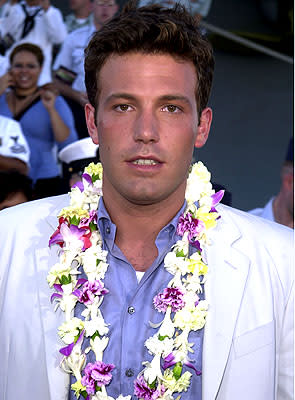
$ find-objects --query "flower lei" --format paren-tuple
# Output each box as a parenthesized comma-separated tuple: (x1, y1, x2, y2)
(47, 161, 223, 400)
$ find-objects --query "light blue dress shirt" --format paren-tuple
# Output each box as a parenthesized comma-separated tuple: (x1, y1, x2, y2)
(71, 198, 204, 399)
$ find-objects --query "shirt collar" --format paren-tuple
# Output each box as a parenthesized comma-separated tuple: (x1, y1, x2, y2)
(97, 197, 187, 246)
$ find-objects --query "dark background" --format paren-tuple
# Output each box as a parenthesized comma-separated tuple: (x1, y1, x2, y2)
(53, 0, 293, 211)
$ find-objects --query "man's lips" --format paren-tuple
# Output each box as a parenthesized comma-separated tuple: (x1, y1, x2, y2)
(127, 156, 163, 166)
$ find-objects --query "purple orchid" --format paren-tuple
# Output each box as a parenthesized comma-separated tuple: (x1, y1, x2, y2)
(153, 287, 185, 313)
(79, 210, 98, 229)
(73, 279, 109, 305)
(81, 361, 115, 394)
(163, 352, 176, 370)
(134, 375, 165, 400)
(59, 329, 85, 357)
(177, 213, 205, 245)
(211, 190, 224, 207)
(163, 353, 201, 376)
(72, 180, 84, 192)
(82, 172, 93, 185)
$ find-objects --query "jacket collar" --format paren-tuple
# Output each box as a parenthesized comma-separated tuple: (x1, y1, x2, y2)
(202, 205, 250, 400)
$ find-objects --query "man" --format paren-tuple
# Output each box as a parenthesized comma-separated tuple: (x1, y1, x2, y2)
(249, 138, 294, 229)
(0, 169, 33, 210)
(0, 3, 293, 400)
(0, 114, 30, 174)
(0, 0, 67, 85)
(65, 0, 94, 33)
(53, 0, 118, 138)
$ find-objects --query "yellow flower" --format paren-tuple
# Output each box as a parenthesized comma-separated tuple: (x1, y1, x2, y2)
(175, 371, 192, 392)
(189, 161, 211, 184)
(195, 207, 218, 230)
(84, 162, 103, 179)
(187, 254, 208, 275)
(58, 206, 89, 220)
(71, 380, 86, 397)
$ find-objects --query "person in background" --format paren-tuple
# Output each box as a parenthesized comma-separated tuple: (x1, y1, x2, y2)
(0, 0, 67, 85)
(58, 136, 99, 191)
(249, 137, 294, 229)
(0, 169, 32, 210)
(53, 0, 119, 138)
(0, 3, 292, 400)
(65, 0, 94, 33)
(0, 43, 78, 198)
(138, 0, 212, 22)
(0, 114, 30, 174)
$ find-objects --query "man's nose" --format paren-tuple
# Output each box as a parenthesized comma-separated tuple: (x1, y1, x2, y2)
(133, 109, 159, 143)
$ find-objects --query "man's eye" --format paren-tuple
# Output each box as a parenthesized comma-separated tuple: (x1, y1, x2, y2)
(162, 105, 181, 113)
(114, 104, 131, 112)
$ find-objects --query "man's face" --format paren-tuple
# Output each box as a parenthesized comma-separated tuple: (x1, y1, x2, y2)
(93, 0, 118, 26)
(69, 0, 90, 12)
(86, 53, 211, 207)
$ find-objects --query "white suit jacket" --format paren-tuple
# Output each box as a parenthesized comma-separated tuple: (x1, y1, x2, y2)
(0, 195, 293, 400)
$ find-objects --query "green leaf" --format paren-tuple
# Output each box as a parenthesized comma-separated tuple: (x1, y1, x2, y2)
(173, 362, 183, 381)
(70, 215, 80, 226)
(81, 390, 88, 399)
(158, 334, 168, 341)
(91, 331, 100, 341)
(89, 222, 98, 232)
(176, 249, 185, 257)
(92, 174, 100, 182)
(148, 379, 157, 389)
(60, 275, 71, 285)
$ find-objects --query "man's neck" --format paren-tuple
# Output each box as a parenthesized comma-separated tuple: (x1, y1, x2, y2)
(74, 9, 91, 20)
(102, 187, 185, 271)
(273, 194, 294, 229)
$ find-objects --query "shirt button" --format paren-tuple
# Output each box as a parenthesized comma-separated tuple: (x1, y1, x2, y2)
(128, 306, 135, 314)
(106, 226, 110, 234)
(125, 368, 134, 377)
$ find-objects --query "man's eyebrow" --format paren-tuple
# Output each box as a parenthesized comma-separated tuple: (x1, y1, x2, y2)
(157, 95, 192, 105)
(105, 93, 192, 105)
(105, 93, 137, 103)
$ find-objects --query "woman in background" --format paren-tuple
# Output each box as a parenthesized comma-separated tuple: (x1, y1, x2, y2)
(0, 42, 78, 198)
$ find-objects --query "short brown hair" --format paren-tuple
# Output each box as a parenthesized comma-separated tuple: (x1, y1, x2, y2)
(84, 1, 214, 119)
(10, 43, 44, 67)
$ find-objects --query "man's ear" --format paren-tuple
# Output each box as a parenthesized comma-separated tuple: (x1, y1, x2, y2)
(85, 103, 99, 144)
(194, 107, 212, 148)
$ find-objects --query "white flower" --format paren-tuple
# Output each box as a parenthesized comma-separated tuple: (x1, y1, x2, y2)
(84, 310, 109, 337)
(158, 307, 175, 338)
(145, 334, 174, 358)
(143, 353, 163, 384)
(163, 369, 192, 393)
(47, 263, 71, 287)
(164, 252, 189, 276)
(173, 238, 189, 257)
(61, 335, 86, 380)
(58, 317, 84, 344)
(70, 186, 86, 209)
(90, 335, 109, 361)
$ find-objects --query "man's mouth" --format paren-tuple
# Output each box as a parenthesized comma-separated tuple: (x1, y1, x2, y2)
(132, 159, 159, 166)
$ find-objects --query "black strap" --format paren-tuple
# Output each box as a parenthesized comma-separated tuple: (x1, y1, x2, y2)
(21, 3, 42, 39)
(13, 95, 41, 121)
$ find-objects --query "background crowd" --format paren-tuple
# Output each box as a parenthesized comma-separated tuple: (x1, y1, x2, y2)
(0, 0, 293, 229)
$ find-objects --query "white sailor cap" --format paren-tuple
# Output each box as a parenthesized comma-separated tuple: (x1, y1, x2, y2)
(58, 138, 99, 164)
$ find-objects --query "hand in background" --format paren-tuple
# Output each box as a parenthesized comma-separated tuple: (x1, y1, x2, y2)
(40, 87, 57, 111)
(0, 71, 14, 96)
(40, 0, 50, 11)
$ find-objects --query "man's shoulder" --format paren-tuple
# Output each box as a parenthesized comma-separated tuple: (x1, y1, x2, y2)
(218, 203, 292, 238)
(66, 24, 93, 40)
(0, 115, 20, 131)
(0, 194, 69, 234)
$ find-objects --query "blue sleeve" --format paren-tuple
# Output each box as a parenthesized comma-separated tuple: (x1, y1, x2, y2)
(54, 96, 78, 150)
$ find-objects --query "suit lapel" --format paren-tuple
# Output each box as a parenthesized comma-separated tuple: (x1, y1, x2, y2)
(35, 200, 70, 400)
(202, 207, 250, 400)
